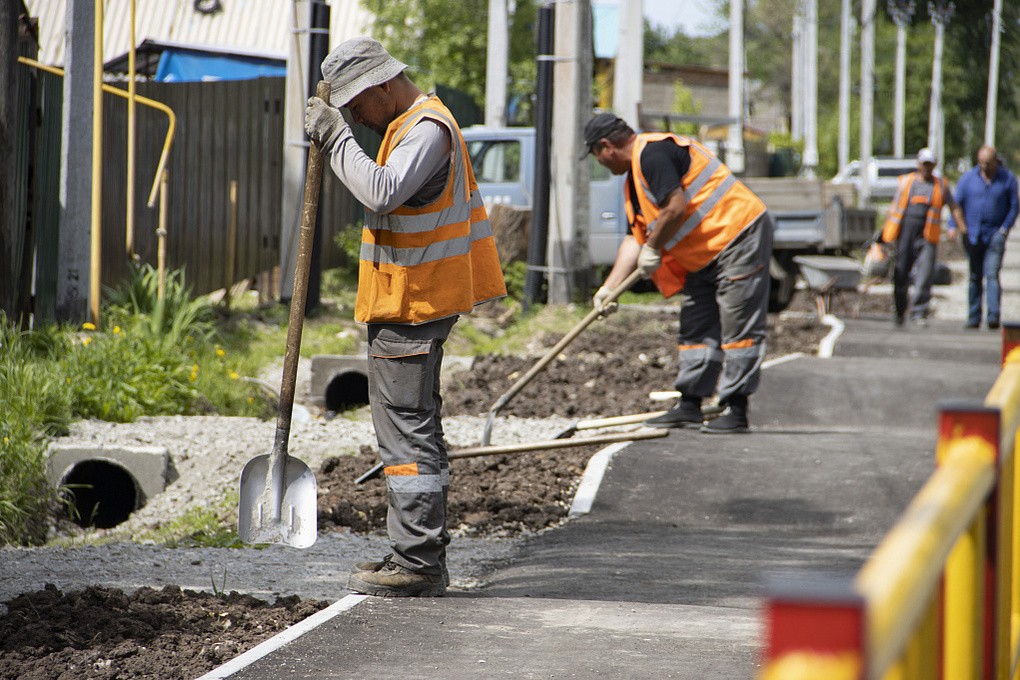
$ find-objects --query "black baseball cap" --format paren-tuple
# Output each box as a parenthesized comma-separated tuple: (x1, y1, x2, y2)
(580, 113, 629, 159)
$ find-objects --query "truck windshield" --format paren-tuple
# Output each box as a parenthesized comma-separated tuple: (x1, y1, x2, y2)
(468, 140, 522, 183)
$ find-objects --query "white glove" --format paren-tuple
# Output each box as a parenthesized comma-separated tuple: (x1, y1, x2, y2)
(304, 96, 347, 151)
(637, 244, 662, 279)
(592, 286, 618, 317)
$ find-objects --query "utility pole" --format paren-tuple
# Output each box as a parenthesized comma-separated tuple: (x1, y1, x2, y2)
(802, 0, 818, 178)
(791, 11, 803, 140)
(838, 0, 852, 175)
(485, 0, 508, 127)
(56, 0, 95, 323)
(888, 0, 915, 158)
(726, 0, 745, 174)
(927, 0, 952, 172)
(860, 0, 876, 204)
(303, 0, 330, 314)
(613, 0, 642, 127)
(548, 0, 592, 303)
(985, 0, 1002, 146)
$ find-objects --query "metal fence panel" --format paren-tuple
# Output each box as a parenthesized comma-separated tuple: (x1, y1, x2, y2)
(100, 77, 285, 296)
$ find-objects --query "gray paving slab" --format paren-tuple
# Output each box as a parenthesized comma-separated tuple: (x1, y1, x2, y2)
(226, 596, 756, 679)
(212, 318, 1007, 680)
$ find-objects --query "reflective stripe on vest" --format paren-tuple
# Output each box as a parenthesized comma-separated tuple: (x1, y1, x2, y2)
(881, 172, 946, 244)
(625, 133, 766, 298)
(355, 97, 506, 324)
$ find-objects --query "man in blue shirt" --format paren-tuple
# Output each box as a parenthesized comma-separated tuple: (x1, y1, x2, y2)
(949, 145, 1019, 329)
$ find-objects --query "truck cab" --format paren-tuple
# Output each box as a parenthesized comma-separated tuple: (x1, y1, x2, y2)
(462, 126, 628, 266)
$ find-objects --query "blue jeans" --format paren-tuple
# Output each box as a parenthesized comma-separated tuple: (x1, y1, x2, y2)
(967, 230, 1008, 325)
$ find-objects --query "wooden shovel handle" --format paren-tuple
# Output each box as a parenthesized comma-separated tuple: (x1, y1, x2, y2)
(276, 80, 331, 437)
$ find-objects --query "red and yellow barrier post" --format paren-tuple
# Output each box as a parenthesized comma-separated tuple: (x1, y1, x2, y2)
(937, 403, 1001, 680)
(760, 576, 865, 680)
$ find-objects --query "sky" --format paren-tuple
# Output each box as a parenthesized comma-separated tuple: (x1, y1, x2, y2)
(644, 0, 723, 37)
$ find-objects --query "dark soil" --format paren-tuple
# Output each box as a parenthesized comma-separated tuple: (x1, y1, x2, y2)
(1, 294, 846, 680)
(0, 584, 328, 680)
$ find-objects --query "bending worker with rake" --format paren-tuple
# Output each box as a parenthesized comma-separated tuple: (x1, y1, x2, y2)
(584, 114, 773, 434)
(305, 38, 506, 596)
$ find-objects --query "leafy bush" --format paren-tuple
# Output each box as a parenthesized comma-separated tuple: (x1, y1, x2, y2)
(60, 320, 198, 422)
(0, 317, 70, 545)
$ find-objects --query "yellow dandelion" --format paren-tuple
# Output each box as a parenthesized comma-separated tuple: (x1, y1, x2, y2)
(248, 397, 254, 403)
(193, 364, 199, 372)
(113, 325, 121, 335)
(216, 347, 226, 357)
(229, 371, 239, 379)
(83, 322, 96, 330)
(190, 371, 198, 382)
(82, 337, 91, 346)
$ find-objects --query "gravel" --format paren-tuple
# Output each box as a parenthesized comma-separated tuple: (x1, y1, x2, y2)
(0, 411, 579, 605)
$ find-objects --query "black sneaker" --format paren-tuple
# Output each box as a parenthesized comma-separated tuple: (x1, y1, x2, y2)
(645, 398, 703, 429)
(701, 396, 749, 434)
(989, 319, 1000, 330)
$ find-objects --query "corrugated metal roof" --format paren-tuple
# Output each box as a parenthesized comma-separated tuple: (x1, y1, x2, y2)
(24, 0, 375, 69)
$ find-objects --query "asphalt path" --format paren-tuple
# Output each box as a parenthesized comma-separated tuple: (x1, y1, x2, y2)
(202, 317, 1003, 680)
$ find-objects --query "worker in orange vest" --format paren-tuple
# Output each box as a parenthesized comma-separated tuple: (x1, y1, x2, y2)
(583, 113, 773, 434)
(305, 38, 506, 597)
(880, 147, 966, 326)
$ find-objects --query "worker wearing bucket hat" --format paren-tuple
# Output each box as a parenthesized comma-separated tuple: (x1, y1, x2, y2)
(305, 38, 506, 597)
(880, 147, 966, 326)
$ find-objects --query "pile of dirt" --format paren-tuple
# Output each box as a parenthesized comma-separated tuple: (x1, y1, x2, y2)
(316, 443, 602, 536)
(0, 584, 328, 680)
(443, 306, 831, 419)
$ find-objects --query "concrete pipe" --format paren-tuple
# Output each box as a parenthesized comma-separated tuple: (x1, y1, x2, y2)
(324, 368, 370, 412)
(58, 458, 143, 529)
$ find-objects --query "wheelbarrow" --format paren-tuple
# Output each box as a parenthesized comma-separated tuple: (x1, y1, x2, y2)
(792, 255, 863, 318)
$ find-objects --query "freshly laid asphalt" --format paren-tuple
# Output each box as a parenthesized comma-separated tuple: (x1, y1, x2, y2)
(205, 316, 1003, 680)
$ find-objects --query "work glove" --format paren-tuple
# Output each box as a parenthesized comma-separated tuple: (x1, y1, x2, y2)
(304, 96, 347, 151)
(592, 286, 618, 317)
(636, 244, 662, 279)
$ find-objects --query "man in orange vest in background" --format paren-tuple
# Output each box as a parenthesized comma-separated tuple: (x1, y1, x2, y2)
(880, 147, 966, 327)
(583, 113, 773, 434)
(304, 38, 506, 597)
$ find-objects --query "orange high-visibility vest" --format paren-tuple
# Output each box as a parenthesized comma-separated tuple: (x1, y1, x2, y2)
(881, 172, 948, 244)
(355, 97, 506, 324)
(625, 133, 767, 298)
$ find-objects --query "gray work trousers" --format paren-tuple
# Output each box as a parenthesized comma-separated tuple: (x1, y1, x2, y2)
(367, 316, 457, 575)
(893, 230, 937, 320)
(673, 212, 773, 403)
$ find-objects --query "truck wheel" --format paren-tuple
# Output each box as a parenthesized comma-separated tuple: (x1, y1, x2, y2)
(768, 255, 797, 313)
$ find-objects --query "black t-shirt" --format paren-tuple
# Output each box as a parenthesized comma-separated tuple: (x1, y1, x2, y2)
(627, 139, 693, 216)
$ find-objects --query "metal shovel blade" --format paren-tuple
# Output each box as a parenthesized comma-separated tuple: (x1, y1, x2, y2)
(238, 454, 317, 548)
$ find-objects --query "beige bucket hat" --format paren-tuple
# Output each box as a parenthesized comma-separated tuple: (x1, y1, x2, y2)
(321, 37, 408, 107)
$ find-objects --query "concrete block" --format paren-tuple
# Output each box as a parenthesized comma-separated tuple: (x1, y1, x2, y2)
(46, 444, 171, 502)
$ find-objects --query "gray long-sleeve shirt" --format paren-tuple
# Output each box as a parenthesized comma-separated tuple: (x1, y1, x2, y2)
(327, 113, 451, 212)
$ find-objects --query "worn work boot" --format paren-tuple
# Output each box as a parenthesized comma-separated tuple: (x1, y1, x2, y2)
(701, 395, 749, 434)
(347, 561, 446, 597)
(645, 396, 703, 429)
(355, 553, 449, 588)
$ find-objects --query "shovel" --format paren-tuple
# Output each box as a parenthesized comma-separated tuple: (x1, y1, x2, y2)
(481, 269, 643, 446)
(238, 81, 330, 548)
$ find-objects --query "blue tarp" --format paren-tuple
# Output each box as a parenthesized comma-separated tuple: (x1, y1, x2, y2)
(155, 49, 285, 82)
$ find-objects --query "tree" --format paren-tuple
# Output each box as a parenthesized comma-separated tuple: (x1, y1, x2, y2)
(681, 1, 1020, 175)
(361, 0, 538, 117)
